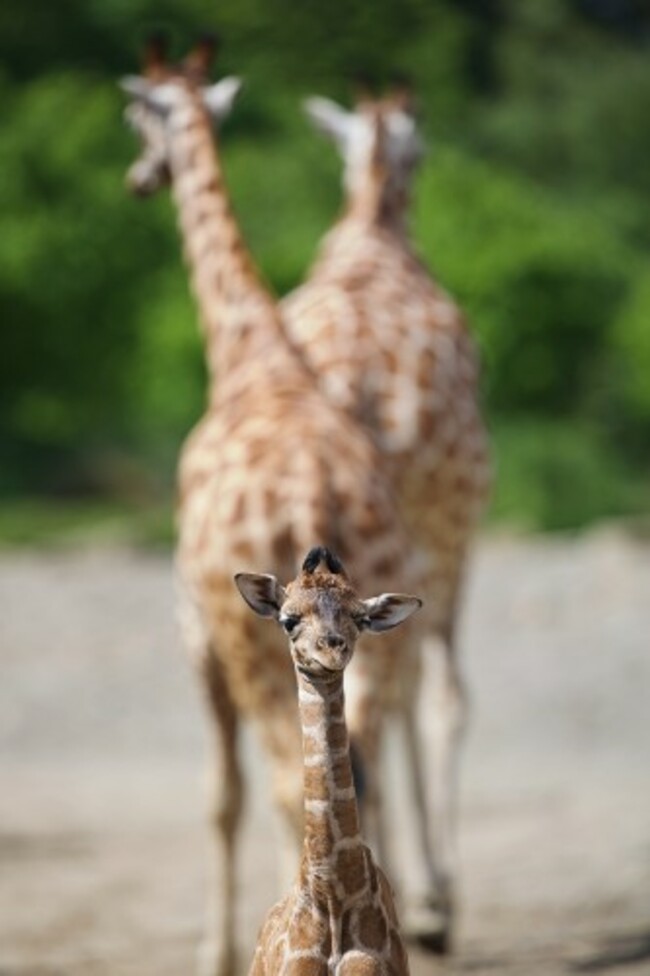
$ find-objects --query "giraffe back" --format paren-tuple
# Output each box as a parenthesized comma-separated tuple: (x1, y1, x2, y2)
(282, 223, 491, 629)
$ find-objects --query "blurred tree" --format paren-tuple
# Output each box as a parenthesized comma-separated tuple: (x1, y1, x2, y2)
(0, 0, 648, 526)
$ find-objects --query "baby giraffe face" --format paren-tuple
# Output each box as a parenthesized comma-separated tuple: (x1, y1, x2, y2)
(235, 547, 422, 683)
(279, 574, 369, 678)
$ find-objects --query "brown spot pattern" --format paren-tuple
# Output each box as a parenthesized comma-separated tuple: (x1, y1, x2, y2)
(331, 756, 353, 790)
(288, 904, 327, 952)
(332, 798, 358, 838)
(338, 954, 381, 976)
(303, 767, 329, 801)
(326, 722, 347, 751)
(304, 813, 335, 862)
(284, 959, 327, 976)
(335, 847, 367, 896)
(357, 905, 388, 951)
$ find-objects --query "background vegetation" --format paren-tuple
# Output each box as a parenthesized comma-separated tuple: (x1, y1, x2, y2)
(1, 0, 649, 538)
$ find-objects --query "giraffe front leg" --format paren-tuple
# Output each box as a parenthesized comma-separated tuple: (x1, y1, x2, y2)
(262, 706, 305, 886)
(178, 582, 244, 976)
(402, 631, 466, 954)
(196, 650, 245, 976)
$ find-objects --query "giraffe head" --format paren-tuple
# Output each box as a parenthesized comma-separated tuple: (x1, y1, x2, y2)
(120, 34, 242, 195)
(304, 83, 424, 218)
(235, 547, 421, 683)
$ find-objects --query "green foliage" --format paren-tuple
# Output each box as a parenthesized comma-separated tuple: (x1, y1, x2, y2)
(609, 268, 650, 457)
(490, 419, 649, 531)
(1, 0, 649, 530)
(0, 71, 179, 489)
(414, 147, 635, 417)
(122, 267, 204, 473)
(0, 498, 173, 549)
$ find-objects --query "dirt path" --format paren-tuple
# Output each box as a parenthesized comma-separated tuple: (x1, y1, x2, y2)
(1, 531, 649, 975)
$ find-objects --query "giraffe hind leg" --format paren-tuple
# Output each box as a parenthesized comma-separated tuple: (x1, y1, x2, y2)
(401, 630, 466, 955)
(177, 578, 246, 976)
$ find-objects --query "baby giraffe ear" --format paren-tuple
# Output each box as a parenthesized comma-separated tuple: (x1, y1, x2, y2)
(234, 573, 286, 619)
(361, 594, 422, 633)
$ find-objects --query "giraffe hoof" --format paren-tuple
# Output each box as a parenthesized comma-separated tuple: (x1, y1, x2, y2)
(402, 897, 452, 955)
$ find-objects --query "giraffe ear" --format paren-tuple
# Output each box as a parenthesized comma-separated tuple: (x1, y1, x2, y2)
(234, 573, 286, 619)
(202, 76, 243, 122)
(303, 96, 353, 146)
(120, 76, 152, 100)
(360, 594, 422, 633)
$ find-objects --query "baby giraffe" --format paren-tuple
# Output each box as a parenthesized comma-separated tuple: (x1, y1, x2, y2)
(235, 547, 421, 976)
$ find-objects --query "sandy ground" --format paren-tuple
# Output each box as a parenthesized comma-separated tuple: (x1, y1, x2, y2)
(1, 530, 649, 976)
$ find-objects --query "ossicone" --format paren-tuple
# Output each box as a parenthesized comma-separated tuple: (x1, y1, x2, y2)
(302, 547, 345, 575)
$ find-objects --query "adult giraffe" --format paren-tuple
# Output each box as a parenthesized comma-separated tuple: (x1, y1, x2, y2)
(282, 88, 491, 950)
(120, 42, 421, 976)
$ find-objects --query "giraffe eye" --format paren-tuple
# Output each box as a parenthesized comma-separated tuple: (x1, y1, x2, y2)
(354, 615, 372, 631)
(280, 615, 301, 634)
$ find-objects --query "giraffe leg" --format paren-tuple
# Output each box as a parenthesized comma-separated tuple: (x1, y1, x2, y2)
(177, 582, 244, 976)
(344, 671, 390, 877)
(196, 651, 244, 976)
(356, 742, 389, 873)
(402, 630, 466, 954)
(262, 707, 305, 883)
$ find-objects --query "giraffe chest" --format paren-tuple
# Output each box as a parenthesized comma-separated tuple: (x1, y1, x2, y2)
(263, 889, 405, 976)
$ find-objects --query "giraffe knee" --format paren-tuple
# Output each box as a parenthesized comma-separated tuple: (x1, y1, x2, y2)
(209, 774, 244, 842)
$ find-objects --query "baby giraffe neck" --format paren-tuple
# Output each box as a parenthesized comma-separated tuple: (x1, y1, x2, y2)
(297, 671, 364, 901)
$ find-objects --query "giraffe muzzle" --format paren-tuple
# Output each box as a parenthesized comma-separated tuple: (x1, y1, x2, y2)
(310, 637, 351, 675)
(125, 160, 166, 197)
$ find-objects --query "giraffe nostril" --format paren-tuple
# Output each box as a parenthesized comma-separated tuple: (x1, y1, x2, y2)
(325, 634, 345, 649)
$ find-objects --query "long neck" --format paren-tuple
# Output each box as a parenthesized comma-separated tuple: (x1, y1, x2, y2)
(344, 159, 410, 237)
(297, 670, 364, 900)
(166, 98, 299, 390)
